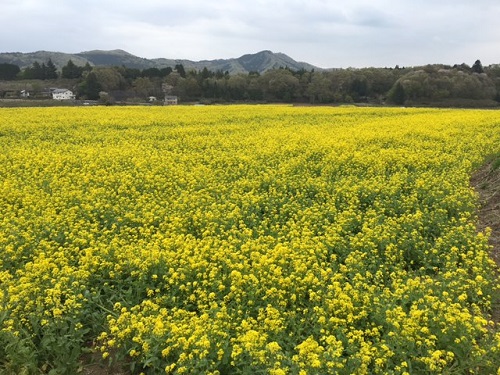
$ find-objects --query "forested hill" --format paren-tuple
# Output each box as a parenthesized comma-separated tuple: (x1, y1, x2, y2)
(0, 49, 319, 74)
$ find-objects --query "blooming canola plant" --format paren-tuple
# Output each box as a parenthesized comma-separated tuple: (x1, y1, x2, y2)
(0, 106, 499, 374)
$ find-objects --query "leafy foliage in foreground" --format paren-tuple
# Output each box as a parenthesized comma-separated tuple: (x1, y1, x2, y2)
(0, 106, 499, 374)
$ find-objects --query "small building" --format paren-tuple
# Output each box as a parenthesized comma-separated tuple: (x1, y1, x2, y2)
(52, 89, 75, 100)
(164, 95, 178, 105)
(20, 90, 30, 98)
(148, 96, 157, 102)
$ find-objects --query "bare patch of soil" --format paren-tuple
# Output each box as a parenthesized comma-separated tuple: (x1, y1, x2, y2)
(471, 155, 500, 322)
(472, 156, 500, 266)
(79, 347, 129, 375)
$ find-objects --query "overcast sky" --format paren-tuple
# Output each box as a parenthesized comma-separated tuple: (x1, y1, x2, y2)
(1, 0, 499, 68)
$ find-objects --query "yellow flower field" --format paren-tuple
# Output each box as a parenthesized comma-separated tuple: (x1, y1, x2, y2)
(0, 105, 499, 374)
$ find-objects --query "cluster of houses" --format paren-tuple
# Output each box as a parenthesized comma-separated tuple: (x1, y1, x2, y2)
(3, 87, 178, 105)
(4, 88, 76, 100)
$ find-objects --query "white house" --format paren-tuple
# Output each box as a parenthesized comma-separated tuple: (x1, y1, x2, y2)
(52, 89, 75, 100)
(164, 95, 178, 105)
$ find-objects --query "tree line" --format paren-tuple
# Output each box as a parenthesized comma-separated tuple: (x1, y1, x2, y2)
(1, 58, 499, 106)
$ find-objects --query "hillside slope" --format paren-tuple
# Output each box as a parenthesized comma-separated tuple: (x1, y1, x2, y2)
(0, 49, 320, 74)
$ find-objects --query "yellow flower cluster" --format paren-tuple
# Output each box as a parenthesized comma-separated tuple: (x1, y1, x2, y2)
(0, 105, 499, 373)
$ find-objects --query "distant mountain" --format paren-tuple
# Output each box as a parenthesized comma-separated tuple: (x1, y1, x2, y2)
(238, 50, 316, 72)
(76, 49, 158, 70)
(0, 51, 89, 70)
(153, 50, 319, 74)
(0, 49, 320, 74)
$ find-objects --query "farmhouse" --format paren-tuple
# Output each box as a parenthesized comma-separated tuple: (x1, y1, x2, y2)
(52, 89, 75, 100)
(164, 95, 178, 105)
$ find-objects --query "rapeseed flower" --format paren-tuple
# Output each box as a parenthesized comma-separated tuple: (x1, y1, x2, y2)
(0, 106, 499, 373)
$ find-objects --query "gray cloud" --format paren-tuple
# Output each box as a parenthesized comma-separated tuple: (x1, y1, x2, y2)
(1, 0, 499, 68)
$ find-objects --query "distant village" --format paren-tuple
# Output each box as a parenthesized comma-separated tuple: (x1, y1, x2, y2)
(3, 87, 74, 100)
(2, 85, 177, 106)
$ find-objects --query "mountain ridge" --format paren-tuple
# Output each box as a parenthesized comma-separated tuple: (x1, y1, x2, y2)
(0, 49, 320, 74)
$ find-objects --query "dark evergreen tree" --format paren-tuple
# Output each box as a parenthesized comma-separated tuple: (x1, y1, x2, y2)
(201, 67, 212, 80)
(78, 72, 102, 100)
(142, 67, 162, 78)
(175, 64, 186, 78)
(160, 67, 173, 77)
(22, 60, 58, 80)
(0, 63, 21, 80)
(62, 59, 83, 79)
(45, 59, 58, 79)
(215, 70, 225, 79)
(40, 63, 48, 79)
(21, 65, 34, 79)
(83, 62, 93, 72)
(31, 61, 44, 79)
(119, 66, 141, 82)
(471, 59, 484, 74)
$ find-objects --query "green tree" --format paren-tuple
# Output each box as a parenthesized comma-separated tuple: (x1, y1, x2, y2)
(175, 64, 186, 78)
(92, 67, 126, 91)
(83, 62, 93, 73)
(78, 72, 102, 100)
(246, 72, 263, 101)
(174, 77, 201, 101)
(160, 67, 173, 77)
(21, 60, 58, 80)
(164, 72, 183, 88)
(349, 76, 369, 101)
(61, 60, 83, 79)
(133, 77, 155, 98)
(22, 61, 43, 79)
(117, 66, 141, 83)
(472, 59, 484, 74)
(262, 69, 300, 101)
(227, 74, 248, 100)
(388, 81, 407, 105)
(200, 67, 212, 80)
(45, 59, 58, 79)
(328, 69, 354, 102)
(307, 73, 333, 103)
(142, 68, 162, 78)
(0, 63, 20, 80)
(361, 67, 400, 101)
(484, 64, 500, 101)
